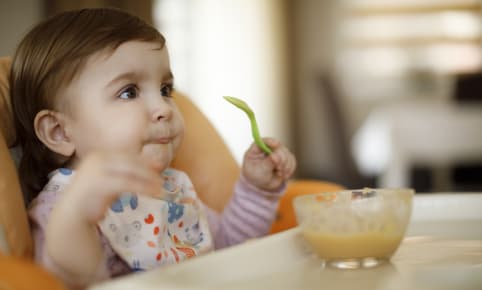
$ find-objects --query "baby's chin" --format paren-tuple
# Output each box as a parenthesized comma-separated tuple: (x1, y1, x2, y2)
(142, 144, 174, 173)
(144, 151, 172, 173)
(148, 160, 171, 173)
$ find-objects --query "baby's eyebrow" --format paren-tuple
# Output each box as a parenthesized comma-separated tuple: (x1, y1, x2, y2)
(106, 72, 140, 88)
(106, 70, 174, 88)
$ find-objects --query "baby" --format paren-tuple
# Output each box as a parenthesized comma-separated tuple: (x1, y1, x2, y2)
(10, 7, 296, 288)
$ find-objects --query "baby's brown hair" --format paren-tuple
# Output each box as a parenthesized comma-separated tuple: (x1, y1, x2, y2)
(10, 8, 165, 201)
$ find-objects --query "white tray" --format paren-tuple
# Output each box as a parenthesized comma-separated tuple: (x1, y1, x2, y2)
(91, 193, 482, 290)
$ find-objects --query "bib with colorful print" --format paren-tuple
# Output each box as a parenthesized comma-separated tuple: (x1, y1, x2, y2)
(98, 168, 213, 271)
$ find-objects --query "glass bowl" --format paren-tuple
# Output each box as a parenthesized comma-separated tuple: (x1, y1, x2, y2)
(293, 188, 414, 269)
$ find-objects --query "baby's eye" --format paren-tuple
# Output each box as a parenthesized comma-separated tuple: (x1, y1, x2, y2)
(118, 86, 138, 100)
(160, 83, 174, 98)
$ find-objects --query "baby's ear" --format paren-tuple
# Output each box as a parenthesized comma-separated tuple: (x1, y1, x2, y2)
(34, 110, 75, 157)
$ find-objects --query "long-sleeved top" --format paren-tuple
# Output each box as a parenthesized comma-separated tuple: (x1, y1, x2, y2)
(28, 167, 284, 285)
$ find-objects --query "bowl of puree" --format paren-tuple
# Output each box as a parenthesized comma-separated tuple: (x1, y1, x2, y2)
(293, 188, 414, 269)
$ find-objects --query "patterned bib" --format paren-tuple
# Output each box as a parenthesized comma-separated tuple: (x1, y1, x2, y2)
(98, 168, 213, 271)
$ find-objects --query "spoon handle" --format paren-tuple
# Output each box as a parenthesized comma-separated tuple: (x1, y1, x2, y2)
(223, 96, 272, 154)
(249, 115, 272, 154)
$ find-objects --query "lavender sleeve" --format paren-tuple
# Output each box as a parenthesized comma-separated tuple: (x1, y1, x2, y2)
(205, 175, 286, 249)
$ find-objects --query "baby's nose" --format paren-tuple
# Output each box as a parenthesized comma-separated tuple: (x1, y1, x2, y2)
(151, 99, 172, 121)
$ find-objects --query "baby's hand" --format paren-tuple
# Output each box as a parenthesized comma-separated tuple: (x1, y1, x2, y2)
(57, 151, 162, 223)
(242, 138, 296, 192)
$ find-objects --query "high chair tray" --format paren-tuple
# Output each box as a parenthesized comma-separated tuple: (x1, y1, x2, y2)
(90, 193, 482, 290)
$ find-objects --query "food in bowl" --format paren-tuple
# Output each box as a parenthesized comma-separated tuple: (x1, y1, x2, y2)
(293, 188, 413, 268)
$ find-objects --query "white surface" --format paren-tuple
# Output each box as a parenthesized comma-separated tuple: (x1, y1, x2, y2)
(410, 193, 482, 221)
(90, 193, 482, 290)
(352, 100, 482, 189)
(407, 193, 482, 239)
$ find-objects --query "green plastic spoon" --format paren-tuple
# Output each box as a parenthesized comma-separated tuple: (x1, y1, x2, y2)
(223, 96, 272, 154)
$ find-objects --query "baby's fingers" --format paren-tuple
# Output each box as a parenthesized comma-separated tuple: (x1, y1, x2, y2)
(283, 151, 297, 178)
(271, 146, 296, 179)
(262, 138, 281, 151)
(79, 152, 162, 198)
(66, 153, 163, 222)
(104, 157, 162, 198)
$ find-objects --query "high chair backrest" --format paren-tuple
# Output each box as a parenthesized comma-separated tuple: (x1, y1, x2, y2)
(0, 56, 240, 258)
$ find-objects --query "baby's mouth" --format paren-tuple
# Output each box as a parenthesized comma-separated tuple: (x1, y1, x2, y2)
(154, 137, 171, 144)
(148, 134, 173, 145)
(150, 128, 173, 145)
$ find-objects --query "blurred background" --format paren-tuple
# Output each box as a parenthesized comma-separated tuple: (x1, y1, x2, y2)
(1, 0, 481, 193)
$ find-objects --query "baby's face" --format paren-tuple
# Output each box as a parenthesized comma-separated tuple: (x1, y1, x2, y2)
(60, 40, 184, 172)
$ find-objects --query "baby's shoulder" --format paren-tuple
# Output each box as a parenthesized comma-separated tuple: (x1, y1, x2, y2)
(48, 168, 74, 184)
(28, 168, 74, 218)
(31, 168, 73, 204)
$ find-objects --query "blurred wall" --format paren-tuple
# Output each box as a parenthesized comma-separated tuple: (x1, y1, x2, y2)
(291, 0, 358, 185)
(0, 0, 42, 57)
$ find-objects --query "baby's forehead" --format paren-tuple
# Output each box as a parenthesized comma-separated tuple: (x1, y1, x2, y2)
(58, 40, 169, 98)
(69, 40, 166, 81)
(87, 40, 164, 65)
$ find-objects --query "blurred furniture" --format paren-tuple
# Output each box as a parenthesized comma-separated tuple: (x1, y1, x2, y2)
(0, 253, 66, 290)
(269, 180, 342, 233)
(352, 100, 482, 190)
(0, 55, 341, 271)
(454, 71, 482, 103)
(317, 73, 371, 188)
(296, 72, 372, 189)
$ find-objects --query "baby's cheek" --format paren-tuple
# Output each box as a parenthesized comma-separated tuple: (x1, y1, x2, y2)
(172, 120, 185, 151)
(103, 123, 143, 147)
(172, 137, 183, 155)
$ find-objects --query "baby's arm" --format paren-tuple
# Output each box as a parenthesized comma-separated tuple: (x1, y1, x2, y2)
(36, 152, 162, 287)
(207, 138, 296, 248)
(45, 197, 107, 287)
(205, 175, 286, 249)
